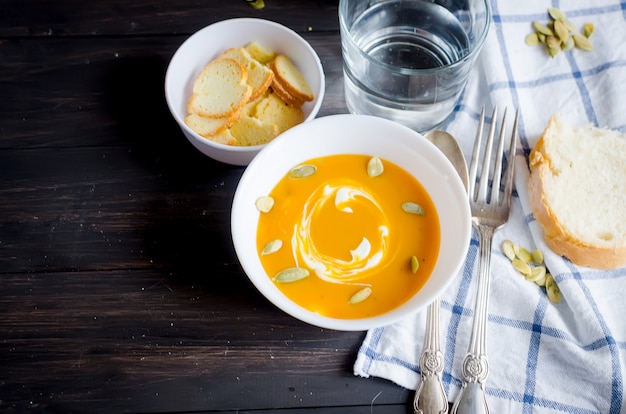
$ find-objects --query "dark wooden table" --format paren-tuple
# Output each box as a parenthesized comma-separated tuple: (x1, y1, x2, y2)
(0, 1, 415, 412)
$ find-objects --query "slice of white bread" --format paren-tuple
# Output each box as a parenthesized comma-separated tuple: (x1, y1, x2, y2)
(528, 115, 626, 269)
(272, 54, 314, 102)
(210, 128, 238, 146)
(229, 116, 279, 146)
(219, 47, 274, 102)
(240, 90, 268, 117)
(184, 113, 237, 138)
(184, 43, 313, 146)
(245, 41, 276, 64)
(268, 64, 306, 108)
(255, 92, 304, 134)
(187, 58, 252, 118)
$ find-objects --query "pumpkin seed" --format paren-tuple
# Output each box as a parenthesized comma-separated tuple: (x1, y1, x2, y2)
(289, 164, 317, 178)
(548, 7, 567, 21)
(273, 267, 309, 283)
(534, 269, 548, 287)
(255, 196, 274, 213)
(402, 202, 425, 215)
(562, 18, 577, 33)
(525, 32, 540, 46)
(554, 20, 570, 43)
(410, 256, 420, 273)
(531, 249, 544, 264)
(245, 0, 265, 10)
(502, 240, 558, 302)
(545, 274, 562, 303)
(513, 244, 532, 263)
(512, 258, 532, 276)
(502, 240, 516, 261)
(547, 46, 561, 58)
(533, 21, 553, 36)
(573, 33, 593, 51)
(545, 35, 561, 49)
(526, 265, 546, 283)
(367, 156, 384, 177)
(261, 239, 282, 255)
(527, 8, 595, 57)
(547, 285, 561, 303)
(561, 36, 575, 51)
(348, 287, 372, 305)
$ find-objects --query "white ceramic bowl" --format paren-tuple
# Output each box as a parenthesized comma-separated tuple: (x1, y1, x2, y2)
(165, 18, 325, 166)
(231, 114, 471, 331)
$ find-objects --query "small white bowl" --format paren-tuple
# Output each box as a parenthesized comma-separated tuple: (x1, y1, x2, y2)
(231, 114, 471, 331)
(165, 18, 325, 166)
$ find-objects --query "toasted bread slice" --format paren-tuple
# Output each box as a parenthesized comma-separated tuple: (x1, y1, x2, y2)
(188, 58, 252, 118)
(184, 112, 237, 138)
(241, 90, 270, 117)
(210, 128, 238, 146)
(255, 92, 304, 134)
(219, 47, 274, 102)
(228, 116, 279, 146)
(245, 41, 276, 64)
(272, 54, 314, 102)
(267, 62, 306, 108)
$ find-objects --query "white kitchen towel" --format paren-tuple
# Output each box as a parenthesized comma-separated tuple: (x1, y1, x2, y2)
(354, 1, 626, 413)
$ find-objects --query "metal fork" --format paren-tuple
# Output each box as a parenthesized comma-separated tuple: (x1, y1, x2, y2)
(450, 107, 519, 414)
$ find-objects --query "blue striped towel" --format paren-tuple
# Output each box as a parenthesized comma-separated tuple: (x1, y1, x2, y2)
(353, 1, 626, 413)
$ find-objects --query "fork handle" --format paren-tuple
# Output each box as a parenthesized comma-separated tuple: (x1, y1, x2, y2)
(451, 225, 495, 414)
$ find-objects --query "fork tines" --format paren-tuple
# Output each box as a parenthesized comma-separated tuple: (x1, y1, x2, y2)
(468, 107, 519, 206)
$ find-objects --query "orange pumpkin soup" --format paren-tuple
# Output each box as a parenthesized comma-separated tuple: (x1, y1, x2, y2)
(256, 154, 440, 319)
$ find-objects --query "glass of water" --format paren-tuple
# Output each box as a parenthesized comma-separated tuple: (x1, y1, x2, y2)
(339, 0, 491, 133)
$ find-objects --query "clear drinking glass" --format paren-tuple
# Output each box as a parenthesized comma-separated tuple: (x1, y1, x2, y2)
(339, 0, 491, 133)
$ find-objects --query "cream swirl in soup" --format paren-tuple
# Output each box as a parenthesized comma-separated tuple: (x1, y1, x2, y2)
(293, 179, 390, 283)
(256, 154, 440, 319)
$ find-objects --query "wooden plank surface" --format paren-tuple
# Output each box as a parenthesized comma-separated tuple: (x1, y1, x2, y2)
(0, 0, 341, 37)
(0, 1, 418, 412)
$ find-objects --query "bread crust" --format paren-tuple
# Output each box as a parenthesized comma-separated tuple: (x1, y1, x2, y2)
(528, 116, 626, 269)
(272, 55, 314, 102)
(219, 47, 275, 102)
(267, 58, 308, 106)
(269, 73, 305, 107)
(184, 111, 239, 138)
